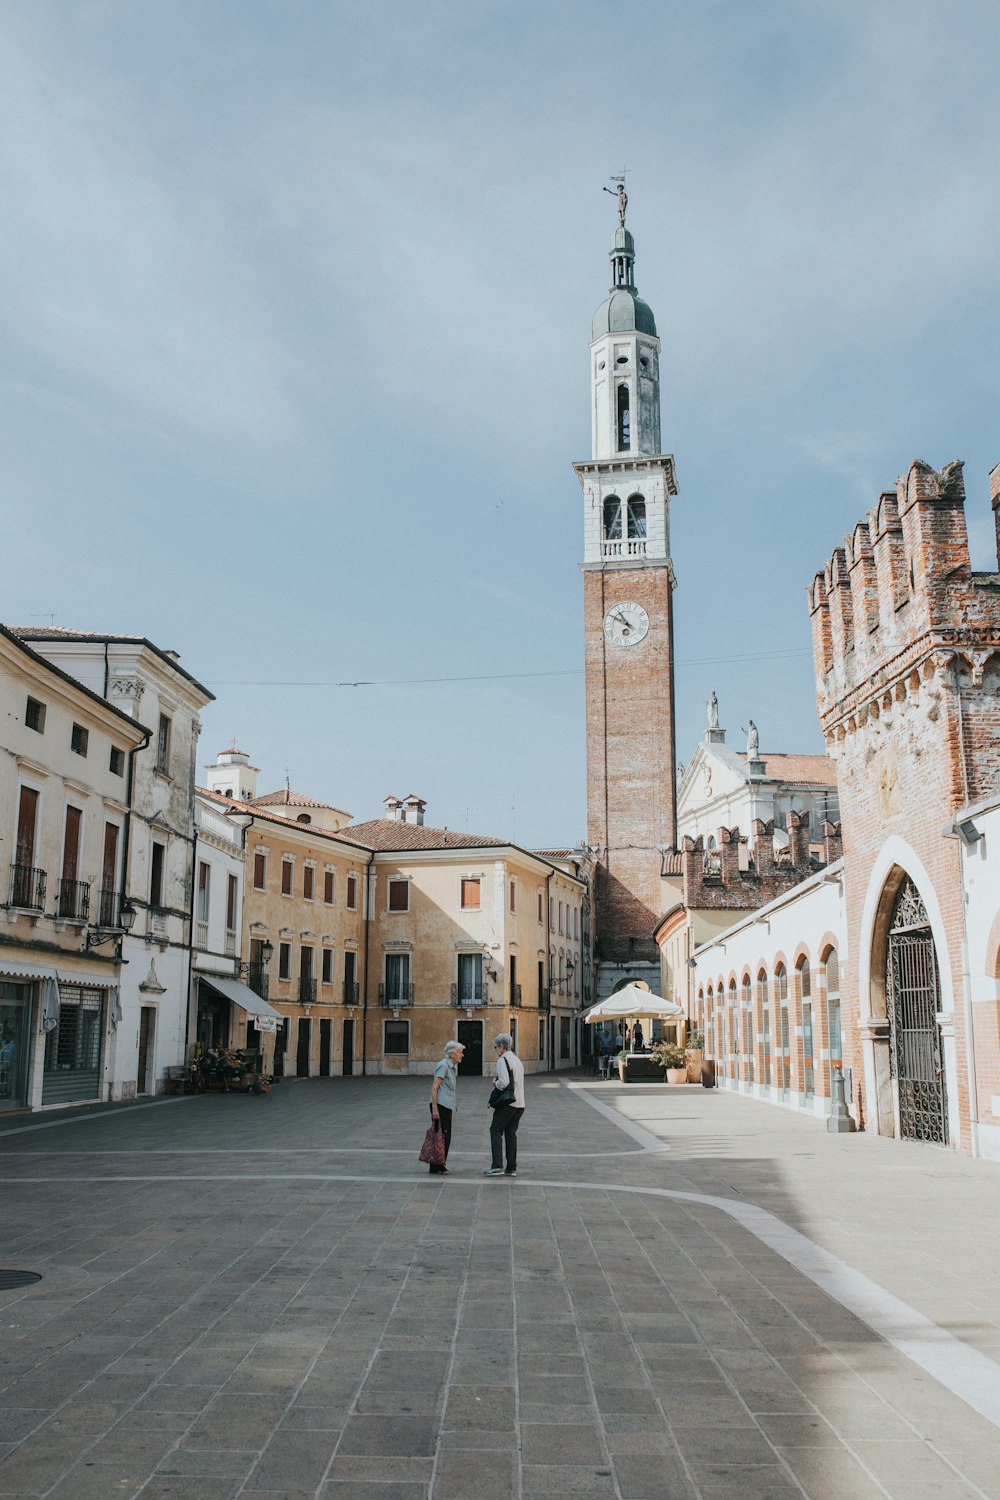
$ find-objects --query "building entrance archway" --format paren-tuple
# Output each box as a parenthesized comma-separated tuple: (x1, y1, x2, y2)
(886, 877, 947, 1144)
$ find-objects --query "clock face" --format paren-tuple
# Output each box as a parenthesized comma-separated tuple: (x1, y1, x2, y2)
(603, 601, 649, 647)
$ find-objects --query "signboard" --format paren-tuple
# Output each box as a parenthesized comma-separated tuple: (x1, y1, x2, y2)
(252, 1014, 278, 1033)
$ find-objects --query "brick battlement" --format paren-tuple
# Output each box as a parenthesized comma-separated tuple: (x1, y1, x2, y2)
(809, 460, 1000, 741)
(682, 815, 842, 913)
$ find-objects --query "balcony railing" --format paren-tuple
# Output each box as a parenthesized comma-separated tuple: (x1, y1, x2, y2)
(9, 863, 46, 912)
(451, 982, 485, 1008)
(342, 980, 359, 1005)
(195, 920, 209, 948)
(247, 965, 269, 1000)
(224, 929, 236, 957)
(57, 877, 90, 922)
(380, 983, 413, 1007)
(509, 983, 523, 1008)
(602, 537, 647, 560)
(298, 977, 317, 1003)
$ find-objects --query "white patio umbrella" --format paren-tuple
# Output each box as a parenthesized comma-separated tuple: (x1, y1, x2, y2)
(583, 983, 684, 1025)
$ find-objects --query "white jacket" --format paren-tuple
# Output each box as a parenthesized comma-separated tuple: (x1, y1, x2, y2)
(494, 1049, 525, 1108)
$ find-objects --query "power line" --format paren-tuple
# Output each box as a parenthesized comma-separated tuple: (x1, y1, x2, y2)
(207, 647, 812, 689)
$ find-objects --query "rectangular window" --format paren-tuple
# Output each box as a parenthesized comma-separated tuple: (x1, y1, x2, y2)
(560, 1016, 571, 1059)
(460, 877, 481, 910)
(384, 1019, 410, 1055)
(100, 822, 119, 925)
(226, 873, 238, 933)
(574, 907, 579, 939)
(109, 746, 125, 776)
(388, 878, 409, 912)
(346, 874, 358, 910)
(59, 805, 83, 919)
(549, 897, 554, 927)
(303, 865, 314, 901)
(385, 952, 410, 1003)
(457, 952, 483, 1003)
(156, 714, 171, 774)
(253, 850, 266, 889)
(149, 841, 165, 908)
(196, 861, 210, 923)
(324, 869, 335, 904)
(278, 942, 291, 980)
(15, 785, 39, 869)
(537, 890, 544, 923)
(70, 723, 89, 757)
(538, 1018, 546, 1061)
(25, 697, 45, 733)
(558, 901, 563, 935)
(538, 960, 545, 1005)
(509, 953, 517, 1003)
(322, 948, 334, 984)
(509, 879, 516, 913)
(281, 858, 293, 896)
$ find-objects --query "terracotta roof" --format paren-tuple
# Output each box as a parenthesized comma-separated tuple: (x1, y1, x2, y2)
(337, 819, 508, 853)
(252, 789, 353, 817)
(196, 788, 357, 844)
(738, 751, 837, 787)
(534, 848, 577, 860)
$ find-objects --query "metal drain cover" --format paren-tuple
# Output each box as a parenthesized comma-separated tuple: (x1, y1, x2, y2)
(0, 1270, 42, 1290)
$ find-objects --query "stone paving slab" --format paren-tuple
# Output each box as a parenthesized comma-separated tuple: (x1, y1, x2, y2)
(1, 1075, 1000, 1497)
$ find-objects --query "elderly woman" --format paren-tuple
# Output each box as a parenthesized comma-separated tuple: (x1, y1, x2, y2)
(483, 1032, 525, 1178)
(429, 1040, 465, 1175)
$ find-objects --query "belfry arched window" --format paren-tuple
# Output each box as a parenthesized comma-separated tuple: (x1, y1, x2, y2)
(626, 495, 646, 539)
(617, 384, 631, 450)
(603, 496, 622, 541)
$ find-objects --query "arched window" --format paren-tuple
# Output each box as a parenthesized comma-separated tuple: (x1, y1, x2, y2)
(775, 964, 790, 1095)
(798, 958, 814, 1098)
(728, 979, 738, 1083)
(626, 494, 646, 539)
(296, 813, 312, 824)
(742, 975, 754, 1085)
(603, 496, 622, 541)
(758, 969, 771, 1085)
(617, 384, 631, 450)
(824, 950, 842, 1078)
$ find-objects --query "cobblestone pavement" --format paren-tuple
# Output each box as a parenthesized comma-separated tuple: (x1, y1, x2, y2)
(2, 1074, 1000, 1499)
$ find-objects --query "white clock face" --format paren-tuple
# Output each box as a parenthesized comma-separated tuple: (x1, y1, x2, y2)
(603, 601, 649, 647)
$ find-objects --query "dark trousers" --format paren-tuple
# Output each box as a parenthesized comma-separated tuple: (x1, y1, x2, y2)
(429, 1103, 452, 1173)
(489, 1105, 524, 1170)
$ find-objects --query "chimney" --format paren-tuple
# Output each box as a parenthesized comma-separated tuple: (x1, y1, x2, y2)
(383, 796, 404, 822)
(403, 794, 426, 826)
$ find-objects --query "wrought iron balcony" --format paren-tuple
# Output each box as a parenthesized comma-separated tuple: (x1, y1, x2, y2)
(380, 983, 413, 1007)
(509, 983, 523, 1008)
(9, 863, 46, 912)
(57, 877, 90, 922)
(451, 982, 485, 1008)
(342, 980, 359, 1005)
(246, 965, 269, 1000)
(298, 977, 317, 1003)
(539, 987, 552, 1012)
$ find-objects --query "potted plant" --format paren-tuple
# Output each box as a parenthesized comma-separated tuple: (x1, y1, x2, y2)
(652, 1041, 688, 1084)
(616, 1048, 627, 1082)
(684, 1027, 705, 1085)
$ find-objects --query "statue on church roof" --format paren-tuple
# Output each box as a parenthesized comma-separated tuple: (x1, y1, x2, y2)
(706, 690, 719, 730)
(603, 175, 628, 228)
(746, 720, 759, 761)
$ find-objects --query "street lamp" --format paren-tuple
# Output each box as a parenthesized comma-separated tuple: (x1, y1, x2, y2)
(84, 897, 138, 951)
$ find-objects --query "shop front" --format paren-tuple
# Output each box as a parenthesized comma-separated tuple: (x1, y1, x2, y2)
(196, 975, 283, 1057)
(0, 961, 116, 1112)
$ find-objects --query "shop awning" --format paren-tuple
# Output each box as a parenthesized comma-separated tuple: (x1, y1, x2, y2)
(198, 975, 282, 1019)
(0, 960, 59, 983)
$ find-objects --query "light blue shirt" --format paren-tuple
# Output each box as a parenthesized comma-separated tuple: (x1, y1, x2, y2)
(433, 1056, 458, 1111)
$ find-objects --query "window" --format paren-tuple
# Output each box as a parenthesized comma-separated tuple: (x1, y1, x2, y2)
(303, 865, 314, 901)
(226, 874, 238, 934)
(196, 861, 210, 923)
(281, 858, 293, 896)
(538, 960, 545, 1005)
(100, 822, 119, 925)
(59, 806, 83, 919)
(324, 869, 335, 904)
(346, 874, 358, 910)
(385, 952, 410, 1003)
(537, 890, 544, 923)
(558, 901, 563, 935)
(825, 950, 842, 1075)
(25, 697, 45, 733)
(461, 878, 481, 910)
(253, 850, 267, 890)
(278, 942, 291, 980)
(626, 494, 647, 539)
(799, 959, 814, 1098)
(155, 714, 171, 774)
(509, 954, 518, 1003)
(296, 813, 312, 824)
(457, 952, 483, 1003)
(109, 746, 125, 776)
(384, 1019, 410, 1055)
(322, 948, 334, 985)
(388, 879, 409, 912)
(539, 1018, 546, 1061)
(573, 907, 579, 939)
(70, 723, 89, 757)
(560, 1016, 571, 1059)
(509, 879, 516, 913)
(15, 785, 39, 869)
(603, 495, 622, 540)
(149, 842, 165, 908)
(617, 384, 630, 449)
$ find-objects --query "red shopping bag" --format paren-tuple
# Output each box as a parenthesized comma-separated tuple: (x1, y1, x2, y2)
(419, 1120, 446, 1167)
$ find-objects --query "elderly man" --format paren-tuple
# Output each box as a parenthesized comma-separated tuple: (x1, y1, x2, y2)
(483, 1032, 525, 1179)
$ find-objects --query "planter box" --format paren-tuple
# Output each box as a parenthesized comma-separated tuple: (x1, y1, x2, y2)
(685, 1048, 704, 1084)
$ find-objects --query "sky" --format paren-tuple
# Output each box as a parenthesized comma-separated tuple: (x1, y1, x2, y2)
(1, 0, 998, 847)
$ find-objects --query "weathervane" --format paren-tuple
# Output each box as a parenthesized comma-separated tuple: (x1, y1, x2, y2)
(603, 170, 629, 227)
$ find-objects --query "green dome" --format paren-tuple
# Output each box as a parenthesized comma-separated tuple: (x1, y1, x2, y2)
(592, 289, 657, 339)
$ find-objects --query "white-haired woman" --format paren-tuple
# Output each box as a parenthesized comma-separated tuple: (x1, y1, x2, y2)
(484, 1032, 525, 1178)
(429, 1040, 465, 1175)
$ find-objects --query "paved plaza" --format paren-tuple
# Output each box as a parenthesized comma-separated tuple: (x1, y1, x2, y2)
(2, 1075, 1000, 1499)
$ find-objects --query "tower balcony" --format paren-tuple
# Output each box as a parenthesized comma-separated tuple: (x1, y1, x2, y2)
(603, 538, 647, 561)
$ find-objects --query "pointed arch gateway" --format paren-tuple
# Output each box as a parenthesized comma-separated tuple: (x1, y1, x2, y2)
(885, 876, 948, 1144)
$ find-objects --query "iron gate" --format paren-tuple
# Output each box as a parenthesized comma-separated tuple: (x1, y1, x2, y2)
(886, 879, 947, 1144)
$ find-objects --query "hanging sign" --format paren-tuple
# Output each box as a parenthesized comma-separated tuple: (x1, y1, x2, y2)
(252, 1015, 278, 1033)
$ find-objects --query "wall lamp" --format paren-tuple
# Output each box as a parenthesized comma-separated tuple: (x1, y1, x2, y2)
(239, 939, 274, 973)
(943, 818, 984, 849)
(482, 950, 498, 983)
(85, 898, 138, 950)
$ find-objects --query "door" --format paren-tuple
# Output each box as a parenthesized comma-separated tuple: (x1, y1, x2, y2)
(137, 1007, 155, 1094)
(13, 787, 39, 906)
(0, 984, 30, 1111)
(456, 1020, 482, 1076)
(273, 1018, 289, 1077)
(319, 1019, 332, 1076)
(297, 1017, 311, 1076)
(342, 1019, 354, 1076)
(886, 879, 947, 1143)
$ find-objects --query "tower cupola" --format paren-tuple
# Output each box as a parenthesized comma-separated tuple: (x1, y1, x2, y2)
(589, 199, 662, 461)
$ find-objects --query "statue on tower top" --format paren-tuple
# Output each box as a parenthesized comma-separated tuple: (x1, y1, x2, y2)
(603, 173, 628, 228)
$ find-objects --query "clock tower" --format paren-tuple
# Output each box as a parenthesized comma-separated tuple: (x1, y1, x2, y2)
(574, 193, 678, 999)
